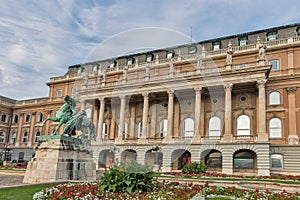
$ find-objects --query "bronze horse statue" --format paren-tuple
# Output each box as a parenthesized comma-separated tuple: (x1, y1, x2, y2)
(40, 95, 96, 140)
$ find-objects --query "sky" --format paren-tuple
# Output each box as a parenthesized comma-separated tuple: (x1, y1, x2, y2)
(1, 0, 300, 100)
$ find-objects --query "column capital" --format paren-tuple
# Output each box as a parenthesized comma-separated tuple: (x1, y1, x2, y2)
(167, 89, 174, 96)
(119, 95, 127, 100)
(98, 97, 105, 103)
(142, 92, 149, 98)
(224, 83, 233, 92)
(194, 87, 202, 93)
(287, 87, 297, 94)
(257, 79, 267, 89)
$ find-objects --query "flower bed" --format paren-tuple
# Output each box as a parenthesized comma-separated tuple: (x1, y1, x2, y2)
(0, 165, 26, 170)
(163, 171, 300, 182)
(33, 181, 300, 200)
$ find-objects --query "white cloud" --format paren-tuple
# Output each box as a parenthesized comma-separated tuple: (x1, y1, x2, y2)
(0, 0, 300, 99)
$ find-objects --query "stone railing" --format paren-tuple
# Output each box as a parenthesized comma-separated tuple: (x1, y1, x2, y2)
(234, 135, 257, 141)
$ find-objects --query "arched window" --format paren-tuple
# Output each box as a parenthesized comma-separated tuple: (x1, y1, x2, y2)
(269, 91, 280, 105)
(102, 123, 108, 139)
(37, 113, 43, 122)
(13, 115, 18, 124)
(233, 150, 255, 169)
(1, 114, 7, 122)
(159, 119, 167, 137)
(137, 121, 143, 138)
(10, 131, 16, 144)
(271, 154, 283, 169)
(205, 150, 222, 169)
(236, 115, 250, 136)
(25, 114, 30, 123)
(269, 118, 282, 138)
(183, 118, 194, 137)
(34, 130, 41, 143)
(0, 131, 5, 143)
(208, 117, 221, 137)
(267, 31, 277, 41)
(22, 131, 28, 143)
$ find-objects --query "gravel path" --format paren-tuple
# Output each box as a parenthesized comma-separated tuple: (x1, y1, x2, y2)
(0, 172, 25, 188)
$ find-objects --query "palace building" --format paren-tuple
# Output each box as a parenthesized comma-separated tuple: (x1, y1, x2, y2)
(1, 23, 300, 176)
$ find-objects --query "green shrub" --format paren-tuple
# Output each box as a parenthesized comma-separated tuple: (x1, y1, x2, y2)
(182, 161, 207, 174)
(99, 160, 155, 193)
(0, 158, 3, 166)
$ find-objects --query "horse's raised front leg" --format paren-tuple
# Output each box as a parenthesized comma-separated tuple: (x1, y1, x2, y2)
(40, 117, 57, 127)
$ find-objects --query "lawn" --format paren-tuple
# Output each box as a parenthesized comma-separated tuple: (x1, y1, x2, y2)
(0, 184, 55, 200)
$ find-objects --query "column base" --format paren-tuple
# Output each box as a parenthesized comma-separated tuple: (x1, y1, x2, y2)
(225, 64, 232, 70)
(222, 168, 233, 175)
(161, 166, 172, 172)
(258, 169, 270, 176)
(137, 138, 147, 144)
(163, 136, 172, 143)
(288, 135, 299, 145)
(222, 134, 233, 142)
(257, 133, 269, 142)
(192, 135, 201, 143)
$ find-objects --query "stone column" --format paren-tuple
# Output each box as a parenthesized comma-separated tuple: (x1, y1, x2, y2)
(129, 105, 136, 138)
(257, 79, 268, 141)
(288, 49, 294, 74)
(287, 87, 299, 144)
(15, 113, 24, 147)
(81, 99, 86, 111)
(28, 112, 36, 147)
(97, 98, 105, 143)
(223, 83, 233, 142)
(194, 87, 202, 143)
(165, 90, 174, 142)
(140, 93, 149, 142)
(117, 95, 126, 143)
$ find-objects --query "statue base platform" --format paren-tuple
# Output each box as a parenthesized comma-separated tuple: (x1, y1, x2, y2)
(23, 135, 96, 184)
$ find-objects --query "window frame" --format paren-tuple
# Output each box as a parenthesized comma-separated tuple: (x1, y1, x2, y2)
(109, 60, 117, 68)
(269, 118, 282, 138)
(56, 89, 62, 97)
(208, 116, 222, 137)
(1, 114, 7, 123)
(22, 131, 28, 143)
(102, 123, 108, 139)
(271, 154, 284, 169)
(0, 131, 5, 143)
(37, 112, 43, 122)
(268, 59, 280, 71)
(10, 131, 16, 144)
(159, 119, 168, 138)
(188, 46, 197, 54)
(34, 130, 41, 143)
(71, 87, 77, 96)
(266, 31, 278, 41)
(146, 54, 154, 62)
(212, 41, 221, 50)
(127, 57, 135, 65)
(25, 114, 31, 123)
(269, 91, 281, 105)
(238, 36, 248, 46)
(233, 150, 255, 169)
(13, 115, 19, 124)
(236, 115, 251, 136)
(137, 121, 143, 138)
(183, 118, 194, 137)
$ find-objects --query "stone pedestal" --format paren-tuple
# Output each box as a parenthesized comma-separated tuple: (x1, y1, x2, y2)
(23, 135, 96, 184)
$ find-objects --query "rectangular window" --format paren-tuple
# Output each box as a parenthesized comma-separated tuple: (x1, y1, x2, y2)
(212, 42, 221, 50)
(56, 89, 62, 97)
(238, 37, 248, 46)
(267, 32, 277, 41)
(269, 60, 280, 71)
(271, 154, 283, 168)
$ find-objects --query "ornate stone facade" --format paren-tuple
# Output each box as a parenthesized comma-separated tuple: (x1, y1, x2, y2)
(2, 23, 300, 176)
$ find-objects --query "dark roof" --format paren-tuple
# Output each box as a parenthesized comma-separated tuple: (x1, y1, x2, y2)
(0, 95, 16, 103)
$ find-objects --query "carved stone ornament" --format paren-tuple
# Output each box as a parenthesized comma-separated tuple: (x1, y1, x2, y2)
(257, 79, 267, 89)
(224, 83, 233, 92)
(287, 87, 297, 94)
